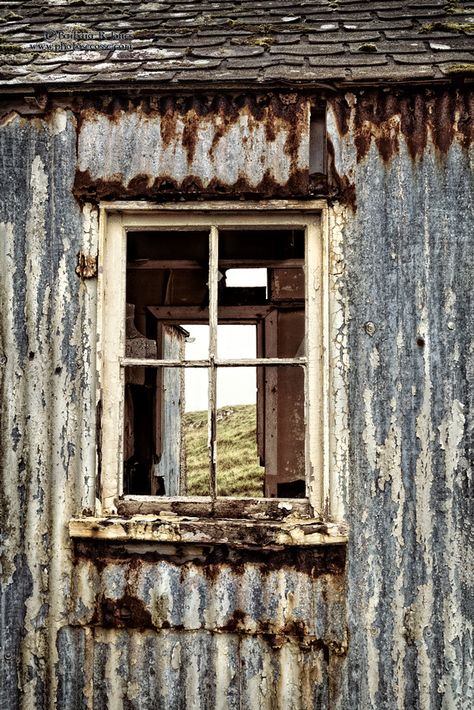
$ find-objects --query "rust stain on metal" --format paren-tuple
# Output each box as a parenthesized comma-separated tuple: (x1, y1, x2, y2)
(351, 92, 400, 164)
(74, 93, 310, 199)
(330, 95, 351, 138)
(73, 539, 346, 576)
(456, 88, 474, 148)
(92, 594, 153, 629)
(399, 92, 429, 160)
(180, 102, 201, 165)
(328, 86, 474, 163)
(75, 252, 97, 279)
(431, 91, 456, 155)
(159, 95, 179, 146)
(70, 540, 347, 650)
(74, 169, 309, 201)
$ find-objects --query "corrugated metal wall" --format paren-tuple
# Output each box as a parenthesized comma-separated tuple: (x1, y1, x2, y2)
(0, 110, 97, 709)
(74, 94, 310, 198)
(1, 87, 472, 708)
(326, 88, 473, 709)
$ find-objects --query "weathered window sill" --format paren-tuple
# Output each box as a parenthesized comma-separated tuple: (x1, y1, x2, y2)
(69, 515, 348, 547)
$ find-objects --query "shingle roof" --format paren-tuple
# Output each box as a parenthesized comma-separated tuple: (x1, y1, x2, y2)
(0, 0, 473, 89)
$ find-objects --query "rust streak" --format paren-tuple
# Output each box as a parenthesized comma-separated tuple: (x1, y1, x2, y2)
(400, 92, 429, 161)
(331, 87, 473, 165)
(330, 95, 351, 138)
(432, 91, 456, 155)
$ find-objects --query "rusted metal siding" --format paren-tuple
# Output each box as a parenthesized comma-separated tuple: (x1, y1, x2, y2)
(1, 86, 473, 709)
(61, 543, 346, 709)
(75, 94, 310, 199)
(57, 628, 330, 710)
(0, 110, 98, 708)
(326, 87, 473, 709)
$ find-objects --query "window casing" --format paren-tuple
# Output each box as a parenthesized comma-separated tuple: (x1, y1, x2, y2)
(97, 202, 329, 520)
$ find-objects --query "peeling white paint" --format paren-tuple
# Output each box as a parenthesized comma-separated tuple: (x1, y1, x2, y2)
(215, 636, 236, 709)
(328, 203, 350, 522)
(369, 347, 380, 370)
(22, 154, 52, 709)
(413, 208, 436, 705)
(184, 648, 201, 710)
(366, 580, 381, 708)
(0, 220, 20, 581)
(363, 387, 377, 472)
(438, 399, 471, 707)
(50, 108, 68, 136)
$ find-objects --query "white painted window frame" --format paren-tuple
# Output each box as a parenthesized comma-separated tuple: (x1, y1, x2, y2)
(97, 200, 331, 520)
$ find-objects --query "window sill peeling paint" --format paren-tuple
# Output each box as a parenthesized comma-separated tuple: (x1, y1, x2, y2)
(69, 515, 348, 547)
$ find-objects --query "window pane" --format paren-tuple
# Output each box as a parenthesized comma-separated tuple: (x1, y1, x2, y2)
(217, 324, 256, 361)
(126, 230, 209, 361)
(123, 365, 207, 496)
(225, 268, 267, 290)
(184, 408, 209, 497)
(217, 229, 305, 359)
(183, 363, 210, 496)
(122, 227, 308, 502)
(216, 365, 305, 498)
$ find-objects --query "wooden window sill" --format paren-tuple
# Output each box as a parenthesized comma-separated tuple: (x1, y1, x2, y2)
(69, 515, 348, 548)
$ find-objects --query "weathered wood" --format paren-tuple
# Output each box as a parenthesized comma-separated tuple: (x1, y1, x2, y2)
(116, 495, 312, 519)
(154, 325, 186, 496)
(121, 358, 306, 368)
(208, 226, 218, 498)
(305, 220, 326, 515)
(147, 305, 273, 322)
(69, 515, 348, 547)
(257, 321, 265, 463)
(112, 199, 327, 213)
(127, 258, 304, 270)
(264, 310, 279, 496)
(100, 212, 126, 512)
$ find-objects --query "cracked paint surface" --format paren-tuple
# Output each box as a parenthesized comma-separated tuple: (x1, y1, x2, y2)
(327, 92, 473, 709)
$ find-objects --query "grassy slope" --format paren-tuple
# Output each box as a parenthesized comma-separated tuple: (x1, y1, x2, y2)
(184, 404, 265, 496)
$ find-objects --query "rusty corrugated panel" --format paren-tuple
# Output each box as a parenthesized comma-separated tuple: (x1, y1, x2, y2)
(75, 94, 310, 198)
(0, 105, 342, 710)
(63, 543, 346, 709)
(326, 86, 473, 708)
(69, 545, 346, 639)
(57, 628, 330, 710)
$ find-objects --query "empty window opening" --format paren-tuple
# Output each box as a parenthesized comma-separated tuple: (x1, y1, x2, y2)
(123, 227, 306, 499)
(309, 108, 327, 176)
(225, 267, 268, 299)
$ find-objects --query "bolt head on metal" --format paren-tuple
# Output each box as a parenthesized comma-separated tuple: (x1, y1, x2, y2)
(365, 321, 376, 336)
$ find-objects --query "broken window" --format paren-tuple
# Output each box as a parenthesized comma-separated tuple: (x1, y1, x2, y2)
(99, 208, 325, 514)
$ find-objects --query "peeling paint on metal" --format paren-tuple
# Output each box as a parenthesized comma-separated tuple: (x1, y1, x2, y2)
(0, 109, 97, 709)
(74, 95, 310, 199)
(50, 108, 68, 137)
(328, 86, 474, 164)
(327, 87, 473, 708)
